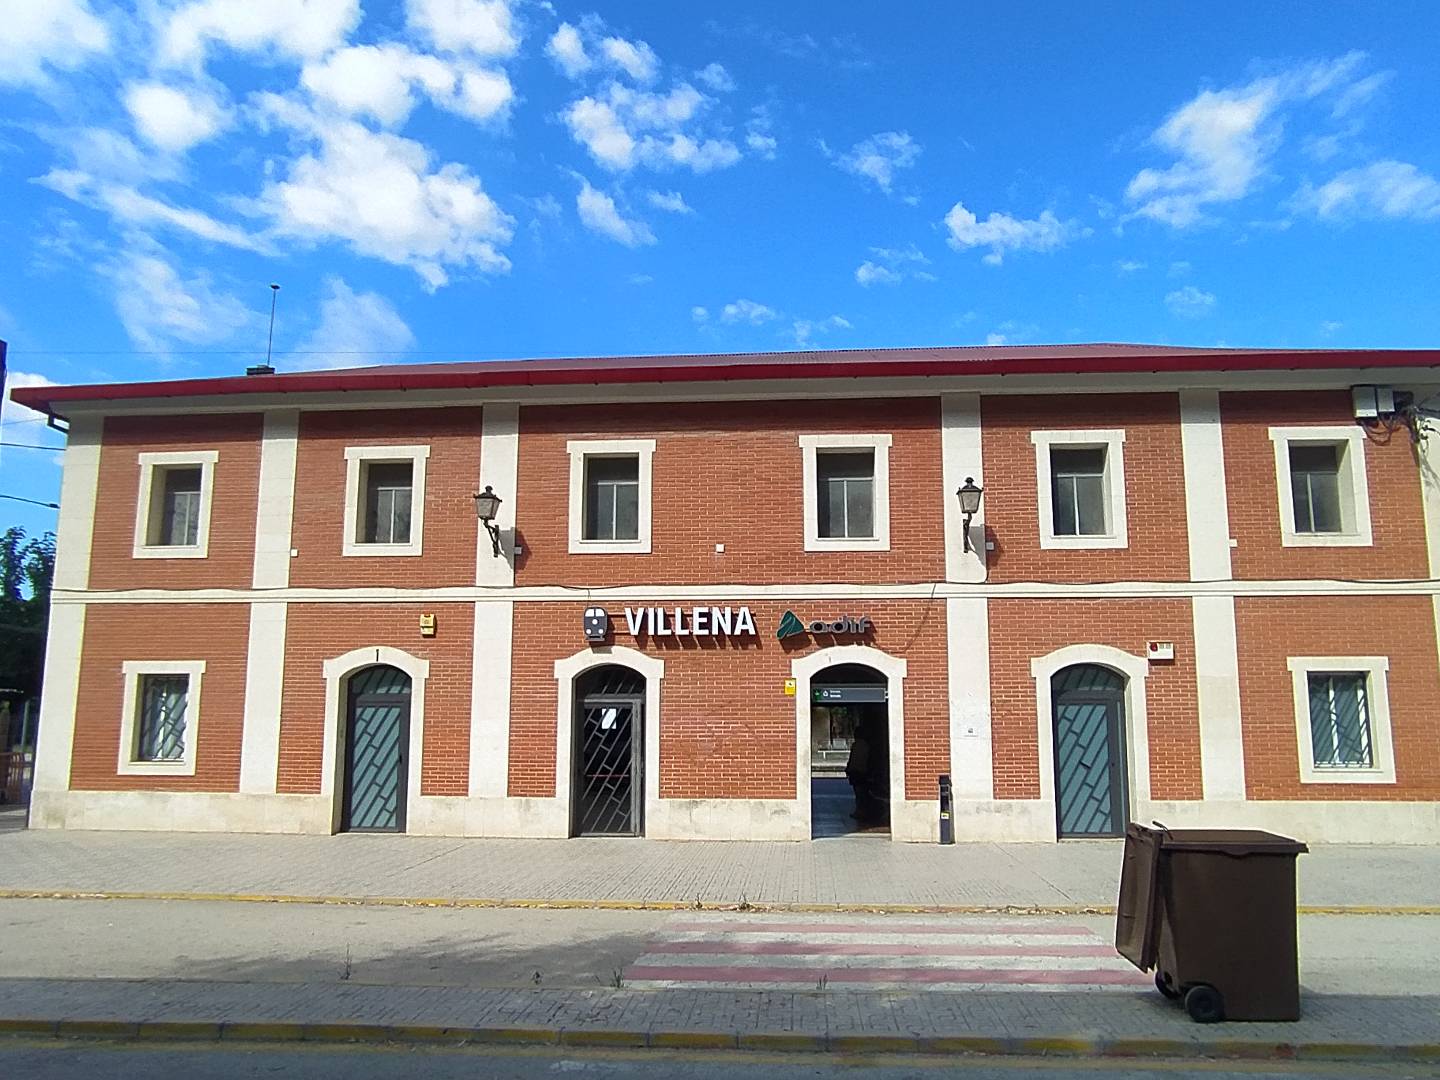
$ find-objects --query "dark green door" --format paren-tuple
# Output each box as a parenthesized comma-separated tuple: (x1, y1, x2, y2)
(1052, 665, 1127, 839)
(342, 665, 411, 833)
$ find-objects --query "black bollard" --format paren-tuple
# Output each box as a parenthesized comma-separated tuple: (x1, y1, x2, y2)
(938, 774, 954, 845)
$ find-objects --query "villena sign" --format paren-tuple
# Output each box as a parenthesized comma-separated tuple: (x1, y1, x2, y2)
(583, 606, 758, 641)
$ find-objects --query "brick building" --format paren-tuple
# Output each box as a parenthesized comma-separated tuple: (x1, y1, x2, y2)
(13, 344, 1440, 843)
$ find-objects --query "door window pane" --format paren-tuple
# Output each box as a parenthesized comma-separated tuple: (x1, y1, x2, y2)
(584, 456, 640, 541)
(1051, 447, 1107, 536)
(364, 462, 413, 544)
(1290, 444, 1343, 534)
(1307, 672, 1373, 768)
(816, 451, 875, 539)
(158, 467, 202, 546)
(137, 674, 188, 761)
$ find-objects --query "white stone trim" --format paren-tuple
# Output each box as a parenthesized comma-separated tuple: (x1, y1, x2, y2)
(1287, 656, 1396, 784)
(1191, 596, 1247, 800)
(791, 644, 909, 839)
(1030, 644, 1151, 838)
(321, 646, 430, 831)
(117, 660, 205, 776)
(799, 434, 892, 552)
(477, 404, 519, 584)
(53, 416, 102, 592)
(1031, 429, 1128, 550)
(132, 450, 219, 560)
(554, 645, 664, 835)
(941, 394, 986, 582)
(1179, 390, 1233, 581)
(1268, 425, 1373, 547)
(469, 600, 513, 798)
(31, 604, 87, 795)
(1415, 412, 1440, 758)
(252, 411, 298, 588)
(947, 597, 993, 802)
(238, 602, 287, 794)
(566, 439, 655, 555)
(341, 445, 431, 558)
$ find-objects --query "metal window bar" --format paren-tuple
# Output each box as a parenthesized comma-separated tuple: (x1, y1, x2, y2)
(1308, 672, 1373, 768)
(137, 675, 187, 762)
(817, 452, 875, 539)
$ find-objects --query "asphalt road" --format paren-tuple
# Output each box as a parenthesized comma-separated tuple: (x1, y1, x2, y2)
(1, 897, 1436, 995)
(0, 1042, 1433, 1080)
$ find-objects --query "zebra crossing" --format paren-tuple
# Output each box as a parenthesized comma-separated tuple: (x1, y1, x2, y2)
(623, 913, 1148, 992)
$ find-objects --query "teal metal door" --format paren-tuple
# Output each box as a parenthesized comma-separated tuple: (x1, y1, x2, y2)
(342, 665, 411, 833)
(1052, 665, 1127, 839)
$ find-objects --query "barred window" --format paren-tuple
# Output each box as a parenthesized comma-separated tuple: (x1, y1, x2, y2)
(1307, 671, 1373, 769)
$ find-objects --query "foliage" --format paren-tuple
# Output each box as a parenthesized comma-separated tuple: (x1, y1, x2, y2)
(0, 526, 56, 698)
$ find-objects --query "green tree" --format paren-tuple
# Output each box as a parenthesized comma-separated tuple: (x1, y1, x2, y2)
(0, 526, 55, 700)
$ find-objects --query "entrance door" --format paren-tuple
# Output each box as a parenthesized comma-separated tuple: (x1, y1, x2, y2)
(1051, 664, 1127, 838)
(341, 664, 411, 833)
(572, 665, 645, 837)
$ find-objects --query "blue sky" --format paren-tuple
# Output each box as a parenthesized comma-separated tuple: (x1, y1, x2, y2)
(3, 1, 1440, 537)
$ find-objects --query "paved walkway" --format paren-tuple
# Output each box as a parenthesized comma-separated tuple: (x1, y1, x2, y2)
(0, 826, 1435, 910)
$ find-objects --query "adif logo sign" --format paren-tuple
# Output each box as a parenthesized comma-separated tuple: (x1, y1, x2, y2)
(777, 610, 874, 639)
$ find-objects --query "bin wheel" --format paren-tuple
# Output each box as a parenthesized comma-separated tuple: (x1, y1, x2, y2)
(1154, 972, 1181, 1000)
(1183, 984, 1225, 1024)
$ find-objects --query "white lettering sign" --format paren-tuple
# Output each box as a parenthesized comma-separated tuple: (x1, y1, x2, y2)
(622, 606, 757, 638)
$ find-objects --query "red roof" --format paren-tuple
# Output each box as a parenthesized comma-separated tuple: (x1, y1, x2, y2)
(12, 343, 1440, 418)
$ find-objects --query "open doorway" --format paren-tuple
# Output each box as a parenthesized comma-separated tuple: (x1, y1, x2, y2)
(809, 663, 889, 838)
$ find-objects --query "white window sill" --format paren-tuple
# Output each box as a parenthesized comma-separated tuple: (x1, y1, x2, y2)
(803, 536, 890, 553)
(570, 539, 652, 555)
(1299, 766, 1396, 785)
(1280, 531, 1373, 548)
(132, 544, 209, 560)
(1039, 533, 1129, 551)
(342, 542, 424, 558)
(117, 759, 198, 777)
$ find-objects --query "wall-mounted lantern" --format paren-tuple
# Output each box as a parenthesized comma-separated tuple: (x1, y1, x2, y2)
(957, 477, 984, 553)
(473, 485, 504, 557)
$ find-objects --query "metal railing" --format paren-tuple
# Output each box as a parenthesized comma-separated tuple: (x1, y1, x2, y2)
(0, 750, 33, 806)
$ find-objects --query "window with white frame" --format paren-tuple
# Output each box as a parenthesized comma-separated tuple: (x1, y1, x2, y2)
(567, 439, 655, 553)
(799, 434, 891, 551)
(133, 451, 218, 559)
(117, 660, 204, 776)
(343, 445, 430, 557)
(1031, 430, 1128, 549)
(1269, 427, 1372, 547)
(1287, 656, 1395, 784)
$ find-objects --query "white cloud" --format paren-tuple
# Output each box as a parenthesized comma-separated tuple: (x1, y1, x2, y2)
(646, 190, 692, 214)
(160, 0, 361, 66)
(405, 0, 518, 58)
(546, 22, 590, 78)
(1124, 53, 1371, 227)
(943, 202, 1083, 264)
(575, 178, 655, 247)
(107, 247, 252, 353)
(691, 306, 709, 323)
(746, 133, 778, 158)
(0, 0, 110, 87)
(1320, 320, 1344, 337)
(721, 299, 778, 325)
(1165, 284, 1216, 318)
(293, 277, 416, 369)
(562, 82, 739, 173)
(695, 62, 734, 92)
(36, 169, 267, 251)
(836, 131, 920, 193)
(983, 320, 1039, 346)
(1169, 260, 1192, 277)
(746, 106, 778, 159)
(792, 315, 850, 345)
(1115, 259, 1147, 274)
(626, 273, 653, 285)
(855, 261, 901, 286)
(124, 83, 230, 152)
(1291, 160, 1440, 222)
(253, 95, 514, 288)
(985, 333, 1008, 346)
(2, 372, 58, 425)
(600, 36, 659, 82)
(300, 44, 512, 126)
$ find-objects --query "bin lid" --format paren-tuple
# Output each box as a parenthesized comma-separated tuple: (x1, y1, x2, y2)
(1158, 828, 1308, 856)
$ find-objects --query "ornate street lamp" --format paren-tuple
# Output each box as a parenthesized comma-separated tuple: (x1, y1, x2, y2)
(957, 477, 983, 553)
(473, 485, 503, 557)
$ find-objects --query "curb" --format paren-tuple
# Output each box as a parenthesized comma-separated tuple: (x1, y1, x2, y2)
(0, 889, 1434, 917)
(1, 1018, 1438, 1064)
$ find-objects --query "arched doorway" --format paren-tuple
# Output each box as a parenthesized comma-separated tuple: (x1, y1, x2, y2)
(340, 664, 412, 833)
(572, 664, 645, 837)
(1051, 664, 1128, 838)
(810, 663, 889, 838)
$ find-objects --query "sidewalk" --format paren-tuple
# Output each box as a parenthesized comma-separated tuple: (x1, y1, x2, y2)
(1, 825, 1436, 911)
(4, 977, 1439, 1063)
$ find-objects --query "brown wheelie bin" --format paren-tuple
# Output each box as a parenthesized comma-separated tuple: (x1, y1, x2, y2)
(1116, 823, 1308, 1022)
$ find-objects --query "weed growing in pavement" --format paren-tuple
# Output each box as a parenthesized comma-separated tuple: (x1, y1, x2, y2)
(609, 968, 625, 989)
(532, 970, 543, 985)
(340, 945, 352, 982)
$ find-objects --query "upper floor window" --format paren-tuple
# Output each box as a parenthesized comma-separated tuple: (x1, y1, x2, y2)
(118, 660, 204, 776)
(343, 445, 430, 557)
(133, 451, 218, 560)
(1031, 430, 1128, 550)
(799, 434, 891, 552)
(1288, 656, 1394, 784)
(1269, 426, 1372, 547)
(567, 439, 655, 554)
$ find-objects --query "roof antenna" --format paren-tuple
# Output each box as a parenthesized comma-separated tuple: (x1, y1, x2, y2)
(248, 283, 280, 376)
